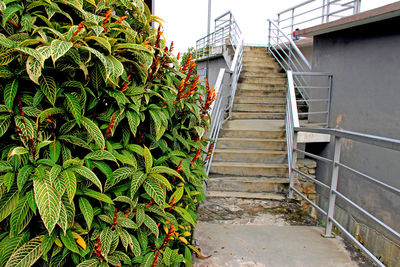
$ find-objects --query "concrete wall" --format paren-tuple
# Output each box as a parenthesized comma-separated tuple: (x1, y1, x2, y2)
(310, 16, 400, 261)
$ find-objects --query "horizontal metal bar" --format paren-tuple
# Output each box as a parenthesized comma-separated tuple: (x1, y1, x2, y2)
(293, 168, 330, 190)
(298, 111, 328, 115)
(301, 122, 328, 126)
(277, 0, 315, 15)
(294, 127, 400, 152)
(295, 86, 331, 90)
(333, 189, 400, 240)
(327, 6, 353, 16)
(293, 72, 333, 76)
(297, 99, 329, 102)
(290, 186, 328, 216)
(294, 148, 333, 164)
(329, 217, 385, 267)
(214, 11, 231, 22)
(336, 162, 400, 196)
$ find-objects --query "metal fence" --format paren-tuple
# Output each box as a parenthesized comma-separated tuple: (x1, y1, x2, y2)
(203, 38, 244, 175)
(196, 11, 242, 59)
(276, 0, 361, 38)
(286, 70, 400, 266)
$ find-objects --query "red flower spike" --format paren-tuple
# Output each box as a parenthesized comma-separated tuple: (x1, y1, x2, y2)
(190, 147, 202, 166)
(177, 52, 181, 61)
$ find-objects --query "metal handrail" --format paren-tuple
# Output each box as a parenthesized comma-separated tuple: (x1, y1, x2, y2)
(276, 0, 361, 38)
(288, 125, 400, 267)
(227, 38, 244, 119)
(196, 11, 241, 59)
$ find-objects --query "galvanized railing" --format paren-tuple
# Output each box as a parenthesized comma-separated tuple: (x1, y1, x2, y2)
(288, 126, 400, 267)
(196, 11, 242, 59)
(276, 0, 361, 38)
(204, 38, 244, 175)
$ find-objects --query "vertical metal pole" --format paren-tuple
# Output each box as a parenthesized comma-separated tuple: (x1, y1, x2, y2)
(354, 0, 361, 14)
(323, 136, 342, 238)
(322, 0, 326, 23)
(327, 75, 333, 127)
(268, 21, 271, 48)
(207, 0, 211, 36)
(291, 8, 295, 38)
(206, 0, 211, 81)
(289, 131, 298, 198)
(326, 0, 331, 23)
(276, 14, 280, 45)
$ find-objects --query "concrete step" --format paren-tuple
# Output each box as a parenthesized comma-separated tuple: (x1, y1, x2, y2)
(243, 46, 267, 52)
(220, 119, 285, 138)
(236, 89, 286, 97)
(210, 162, 289, 177)
(242, 56, 277, 63)
(207, 176, 289, 193)
(234, 96, 286, 104)
(231, 112, 286, 120)
(243, 60, 281, 68)
(241, 65, 281, 73)
(206, 190, 286, 200)
(237, 83, 285, 90)
(213, 149, 287, 163)
(240, 71, 286, 78)
(232, 103, 286, 113)
(217, 137, 286, 150)
(239, 76, 286, 84)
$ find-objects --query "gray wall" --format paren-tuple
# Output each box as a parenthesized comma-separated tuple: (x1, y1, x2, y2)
(310, 17, 400, 244)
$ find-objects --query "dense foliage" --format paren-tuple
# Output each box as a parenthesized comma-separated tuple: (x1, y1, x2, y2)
(0, 0, 215, 266)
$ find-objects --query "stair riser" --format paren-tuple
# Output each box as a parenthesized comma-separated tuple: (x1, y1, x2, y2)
(219, 130, 285, 139)
(210, 166, 288, 177)
(243, 47, 267, 52)
(232, 104, 285, 112)
(242, 57, 277, 64)
(236, 90, 286, 97)
(241, 66, 281, 72)
(207, 179, 288, 193)
(239, 77, 286, 84)
(234, 97, 286, 104)
(240, 72, 286, 78)
(243, 62, 281, 69)
(231, 113, 286, 119)
(213, 152, 287, 164)
(238, 84, 285, 90)
(217, 140, 286, 150)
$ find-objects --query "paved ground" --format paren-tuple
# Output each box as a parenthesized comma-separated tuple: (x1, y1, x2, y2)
(192, 199, 361, 267)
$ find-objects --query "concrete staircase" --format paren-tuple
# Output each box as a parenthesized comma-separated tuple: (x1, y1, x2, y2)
(207, 46, 289, 202)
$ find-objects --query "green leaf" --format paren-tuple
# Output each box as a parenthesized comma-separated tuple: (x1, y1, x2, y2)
(10, 147, 28, 157)
(34, 177, 61, 234)
(0, 115, 11, 138)
(79, 197, 93, 230)
(81, 46, 111, 81)
(65, 93, 82, 126)
(16, 47, 44, 65)
(143, 146, 152, 173)
(174, 206, 196, 227)
(2, 5, 23, 27)
(150, 166, 184, 181)
(0, 232, 30, 266)
(143, 214, 159, 238)
(0, 49, 17, 66)
(50, 39, 73, 64)
(40, 232, 57, 257)
(5, 235, 43, 267)
(4, 172, 15, 192)
(3, 79, 18, 111)
(0, 186, 19, 222)
(39, 76, 57, 106)
(126, 110, 140, 136)
(149, 173, 171, 190)
(78, 189, 114, 204)
(105, 167, 137, 191)
(77, 259, 99, 267)
(10, 196, 33, 237)
(0, 33, 16, 48)
(100, 227, 113, 257)
(130, 171, 146, 197)
(57, 201, 68, 234)
(169, 186, 184, 204)
(86, 36, 111, 54)
(117, 217, 138, 229)
(60, 230, 79, 254)
(49, 165, 62, 185)
(49, 140, 61, 163)
(69, 165, 102, 192)
(140, 252, 155, 267)
(143, 179, 164, 206)
(92, 161, 113, 182)
(62, 169, 76, 203)
(81, 117, 105, 149)
(17, 165, 33, 191)
(85, 150, 117, 162)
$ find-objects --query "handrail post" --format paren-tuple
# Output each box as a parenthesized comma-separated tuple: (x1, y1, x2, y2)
(323, 135, 342, 238)
(268, 21, 271, 48)
(289, 131, 298, 198)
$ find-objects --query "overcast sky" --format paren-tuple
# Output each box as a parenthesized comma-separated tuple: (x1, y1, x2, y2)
(155, 0, 399, 54)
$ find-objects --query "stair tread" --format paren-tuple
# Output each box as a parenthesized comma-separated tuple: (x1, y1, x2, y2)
(224, 119, 284, 131)
(214, 149, 286, 154)
(218, 137, 285, 141)
(211, 162, 288, 168)
(209, 176, 289, 183)
(206, 191, 286, 200)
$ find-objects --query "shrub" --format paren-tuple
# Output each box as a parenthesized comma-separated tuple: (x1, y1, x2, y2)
(0, 0, 214, 266)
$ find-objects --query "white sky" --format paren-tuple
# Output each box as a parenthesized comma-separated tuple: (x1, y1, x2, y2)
(155, 0, 399, 54)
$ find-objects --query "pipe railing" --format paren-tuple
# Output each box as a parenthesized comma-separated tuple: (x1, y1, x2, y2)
(204, 38, 244, 175)
(276, 0, 361, 38)
(196, 11, 242, 59)
(288, 127, 400, 267)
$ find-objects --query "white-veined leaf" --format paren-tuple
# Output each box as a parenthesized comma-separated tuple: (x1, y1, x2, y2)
(69, 165, 102, 192)
(81, 117, 105, 149)
(50, 39, 73, 64)
(0, 185, 19, 222)
(143, 146, 152, 173)
(26, 56, 42, 84)
(62, 169, 76, 203)
(130, 171, 146, 197)
(5, 235, 43, 267)
(65, 93, 82, 126)
(34, 177, 61, 234)
(4, 79, 18, 111)
(143, 179, 164, 207)
(79, 197, 93, 230)
(39, 76, 57, 106)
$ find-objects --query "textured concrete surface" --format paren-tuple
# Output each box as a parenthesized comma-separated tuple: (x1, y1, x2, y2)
(193, 223, 358, 267)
